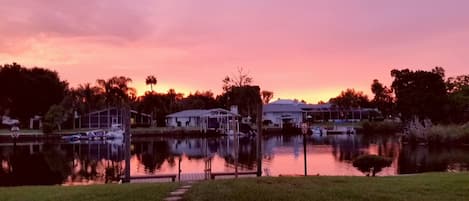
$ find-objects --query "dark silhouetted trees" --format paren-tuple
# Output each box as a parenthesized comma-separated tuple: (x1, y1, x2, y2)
(222, 67, 253, 92)
(261, 90, 274, 104)
(42, 104, 68, 133)
(180, 91, 219, 110)
(145, 75, 157, 92)
(69, 83, 105, 115)
(391, 67, 448, 122)
(371, 79, 394, 117)
(218, 67, 262, 119)
(329, 88, 370, 109)
(96, 76, 135, 107)
(353, 154, 392, 177)
(446, 74, 469, 123)
(0, 63, 68, 125)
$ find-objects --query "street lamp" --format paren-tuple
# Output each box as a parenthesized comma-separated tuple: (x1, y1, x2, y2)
(302, 115, 312, 176)
(10, 125, 20, 139)
(11, 125, 20, 154)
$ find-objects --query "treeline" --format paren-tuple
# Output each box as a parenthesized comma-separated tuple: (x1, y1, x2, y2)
(328, 67, 469, 124)
(1, 63, 468, 131)
(0, 63, 266, 130)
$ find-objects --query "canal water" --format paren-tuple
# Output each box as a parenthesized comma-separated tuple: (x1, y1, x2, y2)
(1, 134, 468, 186)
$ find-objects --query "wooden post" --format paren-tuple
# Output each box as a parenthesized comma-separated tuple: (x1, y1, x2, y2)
(234, 129, 238, 178)
(256, 102, 263, 177)
(303, 133, 307, 176)
(123, 107, 131, 183)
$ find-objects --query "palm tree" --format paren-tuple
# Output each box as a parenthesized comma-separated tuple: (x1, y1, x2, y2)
(96, 76, 135, 107)
(146, 75, 157, 92)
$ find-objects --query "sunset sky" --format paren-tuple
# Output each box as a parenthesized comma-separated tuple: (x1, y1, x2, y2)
(1, 0, 468, 103)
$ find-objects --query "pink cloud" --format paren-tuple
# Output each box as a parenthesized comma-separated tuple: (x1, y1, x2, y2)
(1, 0, 469, 102)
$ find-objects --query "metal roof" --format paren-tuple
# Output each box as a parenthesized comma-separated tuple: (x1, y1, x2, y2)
(166, 108, 239, 118)
(264, 99, 375, 112)
(263, 103, 303, 113)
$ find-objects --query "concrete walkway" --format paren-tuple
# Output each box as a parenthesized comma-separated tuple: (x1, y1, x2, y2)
(163, 181, 196, 201)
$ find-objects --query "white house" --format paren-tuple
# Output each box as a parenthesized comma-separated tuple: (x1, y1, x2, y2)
(263, 99, 382, 128)
(263, 99, 304, 128)
(166, 108, 240, 133)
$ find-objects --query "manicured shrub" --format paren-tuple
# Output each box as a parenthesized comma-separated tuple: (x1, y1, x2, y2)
(353, 154, 392, 177)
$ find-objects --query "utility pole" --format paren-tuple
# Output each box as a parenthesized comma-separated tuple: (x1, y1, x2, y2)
(256, 101, 263, 177)
(123, 107, 131, 183)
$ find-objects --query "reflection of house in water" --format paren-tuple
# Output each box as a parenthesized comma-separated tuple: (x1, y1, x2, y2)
(262, 135, 303, 158)
(263, 99, 383, 128)
(329, 134, 361, 162)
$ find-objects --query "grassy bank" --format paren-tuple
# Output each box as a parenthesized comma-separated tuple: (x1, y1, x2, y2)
(185, 173, 469, 201)
(0, 183, 177, 201)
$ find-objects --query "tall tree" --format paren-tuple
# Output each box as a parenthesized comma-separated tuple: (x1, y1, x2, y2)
(391, 67, 448, 122)
(145, 75, 157, 92)
(70, 83, 105, 114)
(0, 63, 68, 125)
(261, 90, 274, 104)
(222, 67, 253, 92)
(371, 79, 394, 117)
(219, 67, 261, 119)
(180, 91, 219, 110)
(329, 88, 370, 109)
(42, 104, 68, 132)
(96, 76, 135, 107)
(447, 74, 469, 93)
(446, 74, 469, 123)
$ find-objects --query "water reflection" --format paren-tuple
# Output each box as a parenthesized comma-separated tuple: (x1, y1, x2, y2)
(0, 141, 124, 186)
(1, 134, 469, 186)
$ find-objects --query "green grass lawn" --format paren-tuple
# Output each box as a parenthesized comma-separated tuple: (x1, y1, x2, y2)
(0, 183, 178, 201)
(185, 173, 469, 201)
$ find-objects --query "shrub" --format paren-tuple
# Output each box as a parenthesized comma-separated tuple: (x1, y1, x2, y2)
(360, 121, 402, 135)
(352, 154, 392, 177)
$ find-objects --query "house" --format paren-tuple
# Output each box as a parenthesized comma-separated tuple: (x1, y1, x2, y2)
(263, 99, 303, 128)
(78, 108, 152, 129)
(166, 108, 239, 133)
(263, 99, 382, 128)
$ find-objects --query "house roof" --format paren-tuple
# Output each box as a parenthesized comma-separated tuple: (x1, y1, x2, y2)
(264, 99, 374, 112)
(263, 103, 303, 113)
(166, 108, 239, 118)
(86, 107, 151, 117)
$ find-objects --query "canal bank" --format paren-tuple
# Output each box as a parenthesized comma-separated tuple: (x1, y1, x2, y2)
(0, 173, 467, 201)
(0, 127, 211, 141)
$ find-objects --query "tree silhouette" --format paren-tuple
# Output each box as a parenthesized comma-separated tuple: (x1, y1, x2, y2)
(391, 67, 447, 122)
(353, 155, 392, 177)
(96, 76, 135, 107)
(0, 63, 68, 125)
(222, 67, 253, 92)
(145, 75, 157, 92)
(329, 89, 370, 109)
(371, 79, 394, 117)
(261, 90, 274, 104)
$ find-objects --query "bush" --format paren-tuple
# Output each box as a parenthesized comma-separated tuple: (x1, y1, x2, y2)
(360, 121, 402, 135)
(403, 117, 469, 145)
(426, 124, 469, 145)
(352, 155, 392, 176)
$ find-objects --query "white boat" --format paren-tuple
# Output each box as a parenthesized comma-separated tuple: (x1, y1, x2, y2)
(105, 124, 124, 139)
(311, 127, 326, 135)
(80, 130, 106, 140)
(325, 126, 356, 135)
(311, 126, 356, 135)
(61, 134, 81, 141)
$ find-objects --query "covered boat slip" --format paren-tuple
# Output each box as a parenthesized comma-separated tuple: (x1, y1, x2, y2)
(166, 108, 241, 135)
